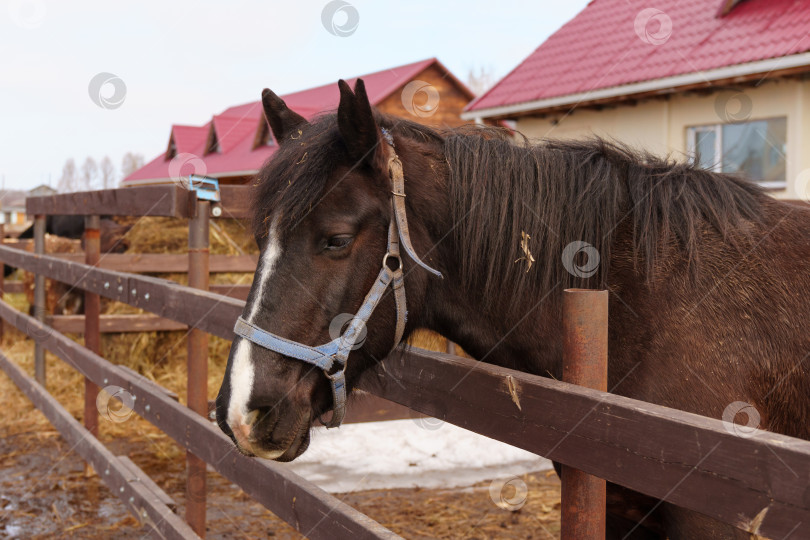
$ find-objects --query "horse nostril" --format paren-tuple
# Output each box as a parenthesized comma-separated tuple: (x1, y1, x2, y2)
(251, 406, 280, 433)
(244, 409, 259, 427)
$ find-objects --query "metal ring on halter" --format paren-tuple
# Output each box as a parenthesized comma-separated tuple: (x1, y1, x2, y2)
(382, 252, 401, 271)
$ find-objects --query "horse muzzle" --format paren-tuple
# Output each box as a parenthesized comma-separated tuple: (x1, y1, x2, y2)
(227, 404, 312, 462)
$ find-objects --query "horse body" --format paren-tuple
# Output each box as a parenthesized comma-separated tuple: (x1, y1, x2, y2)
(216, 79, 810, 539)
(427, 197, 810, 436)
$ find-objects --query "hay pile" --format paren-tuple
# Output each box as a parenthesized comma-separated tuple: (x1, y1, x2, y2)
(98, 217, 256, 382)
(117, 216, 257, 256)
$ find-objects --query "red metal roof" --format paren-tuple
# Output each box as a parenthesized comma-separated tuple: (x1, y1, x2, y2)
(467, 0, 810, 114)
(125, 59, 439, 183)
(170, 124, 209, 154)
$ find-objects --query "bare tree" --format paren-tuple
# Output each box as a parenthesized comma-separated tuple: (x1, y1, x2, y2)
(57, 158, 78, 193)
(121, 152, 145, 180)
(99, 156, 116, 189)
(466, 66, 496, 97)
(81, 157, 98, 190)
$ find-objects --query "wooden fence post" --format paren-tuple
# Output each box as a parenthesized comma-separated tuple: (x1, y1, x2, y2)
(34, 214, 46, 385)
(186, 199, 210, 537)
(84, 215, 101, 476)
(561, 288, 608, 540)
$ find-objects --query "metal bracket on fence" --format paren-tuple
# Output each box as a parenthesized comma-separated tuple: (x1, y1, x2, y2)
(187, 175, 222, 217)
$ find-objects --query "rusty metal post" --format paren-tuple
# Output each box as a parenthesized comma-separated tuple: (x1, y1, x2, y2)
(84, 216, 101, 476)
(561, 288, 608, 540)
(34, 215, 46, 385)
(186, 199, 209, 536)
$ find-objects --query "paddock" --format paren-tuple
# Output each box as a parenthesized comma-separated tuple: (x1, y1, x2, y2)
(1, 184, 809, 538)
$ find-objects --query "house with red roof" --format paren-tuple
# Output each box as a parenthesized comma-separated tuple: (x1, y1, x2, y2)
(464, 0, 810, 197)
(125, 58, 475, 186)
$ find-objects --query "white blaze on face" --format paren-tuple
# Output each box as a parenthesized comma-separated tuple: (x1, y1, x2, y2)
(227, 219, 283, 433)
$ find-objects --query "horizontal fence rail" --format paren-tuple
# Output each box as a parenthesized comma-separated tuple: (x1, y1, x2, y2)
(4, 281, 23, 294)
(0, 297, 400, 540)
(25, 185, 252, 219)
(47, 314, 188, 333)
(357, 350, 810, 538)
(0, 245, 242, 340)
(2, 251, 258, 274)
(2, 245, 809, 537)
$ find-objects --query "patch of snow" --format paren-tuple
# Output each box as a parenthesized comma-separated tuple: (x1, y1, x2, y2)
(283, 419, 552, 493)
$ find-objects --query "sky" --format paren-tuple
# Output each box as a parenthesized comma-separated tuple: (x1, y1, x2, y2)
(0, 0, 591, 191)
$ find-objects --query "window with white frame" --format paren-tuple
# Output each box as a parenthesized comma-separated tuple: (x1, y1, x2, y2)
(686, 117, 787, 189)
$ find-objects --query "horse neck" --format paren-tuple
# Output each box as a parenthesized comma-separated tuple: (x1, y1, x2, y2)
(404, 136, 636, 377)
(420, 266, 565, 376)
(420, 222, 644, 378)
(406, 166, 569, 377)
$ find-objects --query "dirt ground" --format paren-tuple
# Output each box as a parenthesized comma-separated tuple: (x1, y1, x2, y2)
(0, 427, 561, 539)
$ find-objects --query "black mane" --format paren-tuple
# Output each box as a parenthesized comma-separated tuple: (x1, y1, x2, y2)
(252, 113, 765, 308)
(251, 113, 441, 238)
(444, 132, 764, 307)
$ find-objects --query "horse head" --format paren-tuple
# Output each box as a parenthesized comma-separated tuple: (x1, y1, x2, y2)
(215, 79, 448, 461)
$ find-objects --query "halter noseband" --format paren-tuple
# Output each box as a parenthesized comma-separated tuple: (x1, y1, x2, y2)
(233, 128, 442, 428)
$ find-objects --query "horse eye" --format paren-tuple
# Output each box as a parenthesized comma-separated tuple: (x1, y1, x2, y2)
(325, 235, 353, 250)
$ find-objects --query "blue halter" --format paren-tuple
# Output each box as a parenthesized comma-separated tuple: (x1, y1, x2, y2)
(233, 129, 442, 428)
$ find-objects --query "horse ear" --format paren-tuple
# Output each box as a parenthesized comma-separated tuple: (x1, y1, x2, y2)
(261, 88, 309, 144)
(337, 78, 383, 167)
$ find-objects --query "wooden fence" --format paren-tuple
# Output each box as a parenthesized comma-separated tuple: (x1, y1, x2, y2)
(0, 184, 808, 538)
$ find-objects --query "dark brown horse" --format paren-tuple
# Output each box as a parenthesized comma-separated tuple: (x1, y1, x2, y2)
(215, 79, 810, 539)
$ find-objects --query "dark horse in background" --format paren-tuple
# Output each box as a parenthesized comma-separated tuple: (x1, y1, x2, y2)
(4, 216, 130, 315)
(4, 215, 129, 277)
(215, 79, 810, 539)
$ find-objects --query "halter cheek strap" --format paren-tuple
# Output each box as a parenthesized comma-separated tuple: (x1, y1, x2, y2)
(388, 155, 442, 278)
(233, 128, 440, 428)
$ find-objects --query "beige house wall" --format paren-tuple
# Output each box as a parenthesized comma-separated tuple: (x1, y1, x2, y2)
(515, 78, 810, 199)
